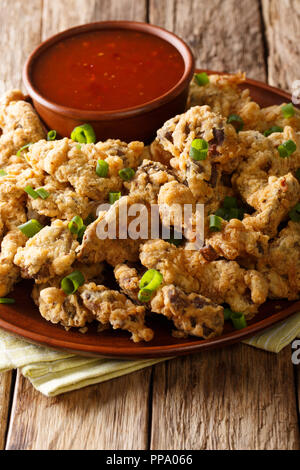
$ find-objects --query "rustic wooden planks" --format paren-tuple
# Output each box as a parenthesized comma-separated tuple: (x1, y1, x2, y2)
(0, 373, 13, 449)
(262, 0, 300, 91)
(151, 345, 300, 450)
(149, 0, 266, 80)
(6, 369, 151, 450)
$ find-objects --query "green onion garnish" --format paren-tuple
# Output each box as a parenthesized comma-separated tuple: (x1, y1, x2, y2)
(289, 203, 300, 222)
(296, 168, 300, 181)
(278, 140, 297, 158)
(263, 126, 283, 137)
(17, 143, 32, 157)
(77, 225, 87, 243)
(227, 114, 244, 132)
(223, 308, 232, 321)
(228, 207, 240, 220)
(231, 312, 247, 330)
(24, 185, 39, 199)
(195, 72, 209, 86)
(223, 196, 237, 209)
(109, 192, 121, 204)
(138, 289, 153, 303)
(61, 270, 85, 295)
(119, 168, 135, 181)
(36, 188, 50, 200)
(209, 214, 223, 231)
(68, 216, 84, 235)
(47, 130, 57, 141)
(281, 103, 295, 119)
(18, 219, 43, 238)
(71, 123, 96, 144)
(189, 138, 209, 161)
(0, 298, 15, 304)
(96, 159, 109, 178)
(215, 207, 227, 219)
(140, 269, 163, 291)
(0, 170, 7, 176)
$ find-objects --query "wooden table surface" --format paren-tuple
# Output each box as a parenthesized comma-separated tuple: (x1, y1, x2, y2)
(0, 0, 300, 450)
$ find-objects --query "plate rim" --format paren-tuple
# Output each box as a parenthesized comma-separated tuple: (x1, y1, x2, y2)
(0, 70, 298, 358)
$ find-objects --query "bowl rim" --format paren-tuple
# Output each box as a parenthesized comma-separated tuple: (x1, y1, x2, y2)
(23, 20, 195, 120)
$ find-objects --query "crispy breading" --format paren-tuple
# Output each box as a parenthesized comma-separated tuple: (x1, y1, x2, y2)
(80, 282, 153, 342)
(149, 138, 173, 167)
(14, 219, 79, 283)
(140, 239, 268, 317)
(257, 221, 300, 300)
(0, 229, 27, 296)
(0, 90, 46, 166)
(95, 139, 146, 168)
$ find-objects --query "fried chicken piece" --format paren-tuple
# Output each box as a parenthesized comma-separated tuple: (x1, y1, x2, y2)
(14, 219, 79, 283)
(188, 72, 251, 117)
(149, 138, 173, 167)
(0, 175, 27, 234)
(0, 229, 27, 296)
(242, 173, 300, 237)
(205, 218, 269, 260)
(245, 103, 300, 134)
(156, 105, 242, 171)
(0, 90, 46, 166)
(95, 139, 146, 168)
(27, 176, 96, 221)
(125, 159, 175, 204)
(77, 194, 148, 266)
(257, 221, 300, 300)
(140, 239, 268, 318)
(114, 263, 224, 339)
(80, 282, 153, 342)
(26, 138, 124, 201)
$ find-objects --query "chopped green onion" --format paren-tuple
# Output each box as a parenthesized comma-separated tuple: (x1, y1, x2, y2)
(231, 312, 247, 330)
(68, 216, 84, 235)
(17, 143, 32, 157)
(223, 196, 238, 209)
(228, 207, 240, 220)
(263, 126, 283, 137)
(138, 288, 152, 303)
(109, 192, 121, 204)
(278, 140, 297, 158)
(189, 138, 209, 161)
(296, 168, 300, 181)
(96, 159, 109, 178)
(227, 114, 244, 132)
(47, 130, 57, 141)
(0, 170, 7, 176)
(0, 298, 15, 304)
(281, 103, 295, 119)
(61, 270, 85, 295)
(119, 168, 135, 181)
(77, 225, 86, 243)
(223, 308, 233, 321)
(36, 187, 50, 200)
(209, 214, 223, 231)
(195, 72, 209, 86)
(71, 123, 96, 144)
(289, 203, 300, 222)
(139, 269, 163, 292)
(18, 219, 43, 238)
(24, 185, 39, 199)
(215, 207, 227, 219)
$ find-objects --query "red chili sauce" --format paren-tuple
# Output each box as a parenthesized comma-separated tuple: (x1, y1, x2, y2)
(33, 29, 185, 111)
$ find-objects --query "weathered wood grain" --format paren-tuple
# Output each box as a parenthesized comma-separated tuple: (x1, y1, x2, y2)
(262, 0, 300, 91)
(151, 345, 300, 450)
(149, 0, 266, 80)
(0, 372, 13, 449)
(6, 369, 151, 450)
(0, 0, 43, 94)
(41, 0, 147, 40)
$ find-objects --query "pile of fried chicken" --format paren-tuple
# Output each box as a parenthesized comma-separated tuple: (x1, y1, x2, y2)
(0, 72, 299, 342)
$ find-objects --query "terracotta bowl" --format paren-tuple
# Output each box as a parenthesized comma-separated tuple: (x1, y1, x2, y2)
(23, 21, 195, 143)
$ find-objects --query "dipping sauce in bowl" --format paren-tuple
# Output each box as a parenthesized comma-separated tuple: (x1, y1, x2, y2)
(32, 29, 185, 112)
(24, 21, 195, 142)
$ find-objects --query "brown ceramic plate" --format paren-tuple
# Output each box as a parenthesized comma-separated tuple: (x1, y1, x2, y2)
(0, 71, 299, 358)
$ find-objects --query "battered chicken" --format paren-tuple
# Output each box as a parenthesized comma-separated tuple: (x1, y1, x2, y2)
(0, 229, 27, 296)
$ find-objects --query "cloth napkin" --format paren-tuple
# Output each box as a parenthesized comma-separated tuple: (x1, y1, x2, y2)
(1, 311, 300, 397)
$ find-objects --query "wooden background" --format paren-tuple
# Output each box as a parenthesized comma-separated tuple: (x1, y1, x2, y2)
(1, 0, 300, 450)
